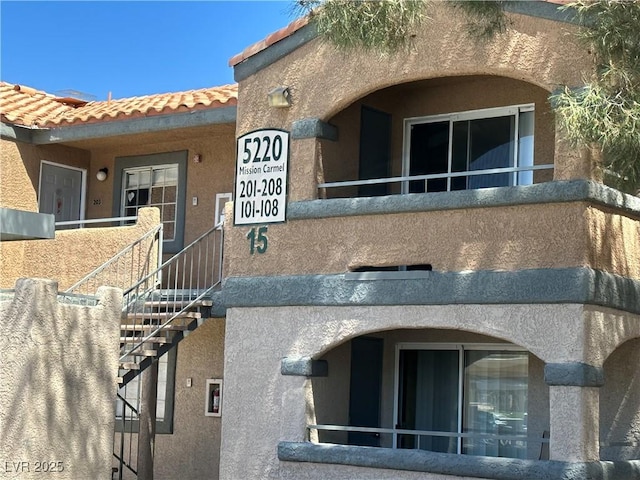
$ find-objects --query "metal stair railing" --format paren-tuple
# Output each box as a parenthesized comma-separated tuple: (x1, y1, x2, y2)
(119, 220, 224, 371)
(64, 224, 163, 297)
(113, 392, 139, 479)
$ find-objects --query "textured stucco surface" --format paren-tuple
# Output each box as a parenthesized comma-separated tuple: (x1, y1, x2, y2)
(0, 278, 121, 480)
(220, 303, 640, 478)
(236, 5, 594, 193)
(0, 207, 160, 290)
(0, 138, 90, 211)
(75, 123, 236, 250)
(225, 201, 640, 282)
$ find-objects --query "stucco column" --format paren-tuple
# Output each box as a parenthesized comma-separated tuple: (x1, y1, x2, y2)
(545, 363, 603, 462)
(553, 123, 603, 182)
(289, 137, 321, 201)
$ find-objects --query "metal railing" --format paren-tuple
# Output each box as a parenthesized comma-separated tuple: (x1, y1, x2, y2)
(318, 164, 554, 195)
(64, 224, 163, 297)
(119, 220, 224, 365)
(55, 215, 138, 228)
(113, 393, 139, 480)
(308, 424, 548, 455)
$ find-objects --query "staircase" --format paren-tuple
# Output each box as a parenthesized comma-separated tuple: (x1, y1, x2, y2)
(64, 220, 224, 480)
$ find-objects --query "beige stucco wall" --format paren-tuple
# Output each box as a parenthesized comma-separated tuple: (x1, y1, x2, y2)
(0, 138, 90, 211)
(225, 202, 640, 281)
(235, 5, 595, 200)
(0, 277, 121, 480)
(155, 317, 226, 480)
(112, 318, 226, 480)
(220, 303, 640, 478)
(0, 207, 160, 290)
(66, 123, 236, 249)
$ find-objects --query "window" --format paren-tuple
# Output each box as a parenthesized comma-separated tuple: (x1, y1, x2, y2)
(395, 343, 528, 459)
(116, 348, 176, 434)
(403, 105, 535, 193)
(123, 164, 179, 241)
(113, 151, 187, 253)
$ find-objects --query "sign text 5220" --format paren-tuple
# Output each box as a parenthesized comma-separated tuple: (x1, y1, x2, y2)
(234, 129, 289, 225)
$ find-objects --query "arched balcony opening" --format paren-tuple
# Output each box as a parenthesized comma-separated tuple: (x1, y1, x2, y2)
(600, 337, 640, 461)
(308, 328, 550, 461)
(318, 75, 555, 200)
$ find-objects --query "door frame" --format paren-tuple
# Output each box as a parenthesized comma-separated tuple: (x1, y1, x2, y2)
(38, 160, 87, 222)
(392, 342, 524, 451)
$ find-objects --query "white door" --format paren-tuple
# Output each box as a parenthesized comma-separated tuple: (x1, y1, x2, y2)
(39, 162, 85, 225)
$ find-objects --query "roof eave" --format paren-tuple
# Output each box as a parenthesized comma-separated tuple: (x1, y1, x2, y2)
(23, 105, 237, 145)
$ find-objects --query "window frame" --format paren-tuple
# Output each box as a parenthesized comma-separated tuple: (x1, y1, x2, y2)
(113, 151, 187, 254)
(401, 104, 535, 194)
(392, 342, 528, 455)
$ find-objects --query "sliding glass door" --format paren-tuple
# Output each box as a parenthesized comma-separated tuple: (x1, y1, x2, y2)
(395, 344, 528, 459)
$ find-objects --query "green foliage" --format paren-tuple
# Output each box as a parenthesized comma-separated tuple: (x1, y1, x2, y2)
(452, 0, 509, 40)
(295, 0, 428, 53)
(551, 1, 640, 193)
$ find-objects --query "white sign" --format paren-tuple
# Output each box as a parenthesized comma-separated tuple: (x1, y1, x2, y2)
(234, 129, 289, 225)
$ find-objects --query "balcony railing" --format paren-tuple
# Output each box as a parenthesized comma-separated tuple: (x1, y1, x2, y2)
(318, 164, 554, 197)
(308, 424, 549, 459)
(55, 215, 138, 229)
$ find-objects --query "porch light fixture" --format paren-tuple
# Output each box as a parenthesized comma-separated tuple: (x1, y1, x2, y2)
(267, 86, 291, 108)
(96, 168, 108, 182)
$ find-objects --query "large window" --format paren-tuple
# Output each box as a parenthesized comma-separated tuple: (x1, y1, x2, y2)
(395, 343, 528, 459)
(403, 105, 535, 193)
(113, 151, 187, 253)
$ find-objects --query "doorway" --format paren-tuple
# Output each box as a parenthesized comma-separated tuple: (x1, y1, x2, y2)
(38, 161, 85, 226)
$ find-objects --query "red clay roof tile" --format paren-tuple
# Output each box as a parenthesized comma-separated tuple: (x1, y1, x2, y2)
(0, 81, 238, 128)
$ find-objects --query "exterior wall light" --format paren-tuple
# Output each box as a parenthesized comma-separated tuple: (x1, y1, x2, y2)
(96, 168, 108, 182)
(267, 86, 291, 108)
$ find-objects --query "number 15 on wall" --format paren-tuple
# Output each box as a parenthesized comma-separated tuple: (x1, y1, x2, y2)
(247, 226, 268, 254)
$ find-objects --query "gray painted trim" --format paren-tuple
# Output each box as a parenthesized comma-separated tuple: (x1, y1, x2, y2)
(29, 106, 236, 145)
(0, 123, 34, 143)
(544, 362, 605, 387)
(232, 3, 579, 82)
(222, 268, 640, 315)
(288, 180, 640, 220)
(291, 118, 338, 141)
(112, 151, 188, 254)
(0, 207, 55, 241)
(503, 1, 578, 24)
(281, 357, 328, 377)
(233, 24, 318, 82)
(278, 442, 640, 480)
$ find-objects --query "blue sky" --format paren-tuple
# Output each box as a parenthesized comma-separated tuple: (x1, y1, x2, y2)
(0, 1, 298, 101)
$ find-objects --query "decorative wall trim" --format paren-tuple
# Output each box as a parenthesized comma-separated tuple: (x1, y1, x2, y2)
(0, 207, 55, 241)
(278, 442, 640, 480)
(289, 180, 640, 220)
(222, 268, 640, 316)
(291, 118, 338, 141)
(544, 362, 605, 387)
(281, 357, 328, 377)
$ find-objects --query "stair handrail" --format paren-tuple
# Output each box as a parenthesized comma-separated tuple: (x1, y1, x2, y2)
(64, 224, 163, 296)
(119, 220, 224, 362)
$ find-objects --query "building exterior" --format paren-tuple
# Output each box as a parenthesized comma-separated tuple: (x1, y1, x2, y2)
(1, 2, 639, 480)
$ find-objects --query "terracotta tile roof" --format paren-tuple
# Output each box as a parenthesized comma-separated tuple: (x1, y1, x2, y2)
(0, 82, 74, 127)
(0, 81, 238, 128)
(229, 0, 574, 68)
(229, 16, 309, 67)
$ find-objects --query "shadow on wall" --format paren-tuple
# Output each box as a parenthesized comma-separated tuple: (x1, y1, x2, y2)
(600, 337, 640, 461)
(0, 278, 121, 480)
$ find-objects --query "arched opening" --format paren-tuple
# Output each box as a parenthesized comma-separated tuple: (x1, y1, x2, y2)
(308, 328, 549, 460)
(318, 75, 554, 199)
(600, 337, 640, 461)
